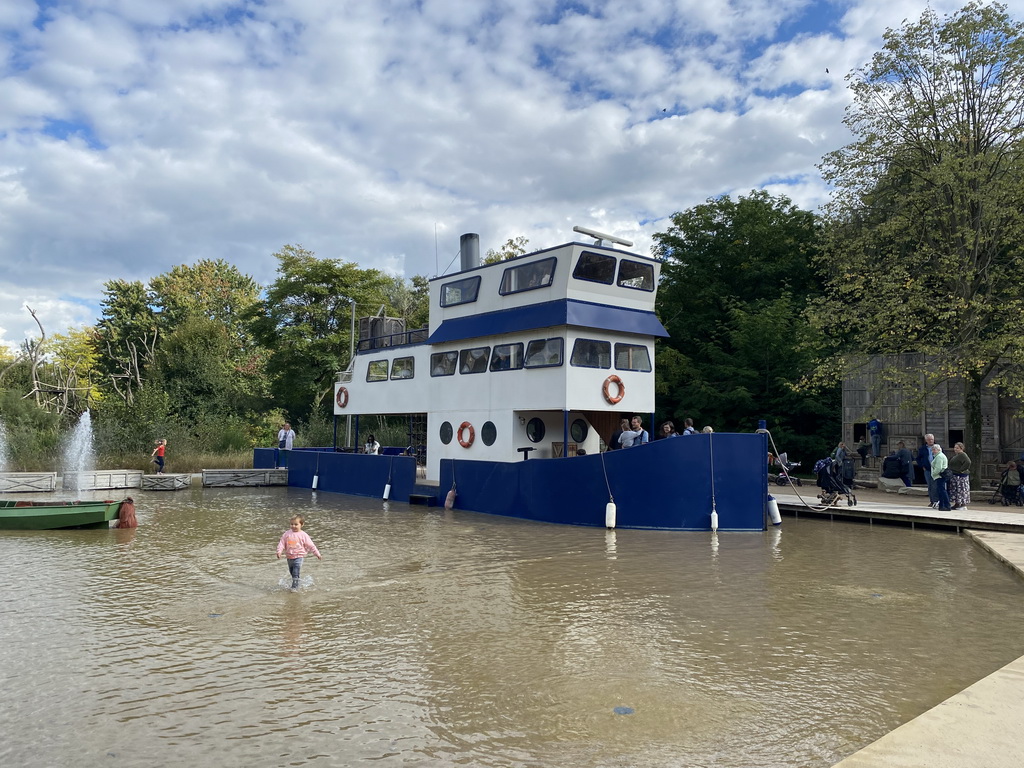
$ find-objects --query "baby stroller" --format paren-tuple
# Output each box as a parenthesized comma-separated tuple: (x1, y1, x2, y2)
(813, 457, 857, 507)
(773, 452, 803, 486)
(988, 465, 1024, 506)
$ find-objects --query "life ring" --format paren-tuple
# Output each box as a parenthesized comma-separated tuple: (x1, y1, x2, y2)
(457, 421, 475, 448)
(336, 387, 349, 409)
(602, 375, 625, 404)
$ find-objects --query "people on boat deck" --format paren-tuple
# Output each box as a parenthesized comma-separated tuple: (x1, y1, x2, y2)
(659, 421, 678, 438)
(364, 434, 381, 455)
(608, 418, 629, 450)
(681, 418, 697, 435)
(619, 416, 649, 448)
(150, 438, 167, 474)
(276, 514, 322, 590)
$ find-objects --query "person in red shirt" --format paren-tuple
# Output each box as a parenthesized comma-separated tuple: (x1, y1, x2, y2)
(150, 439, 167, 474)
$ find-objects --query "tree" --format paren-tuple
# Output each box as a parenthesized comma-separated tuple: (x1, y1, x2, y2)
(653, 191, 833, 458)
(484, 236, 529, 263)
(93, 280, 159, 405)
(813, 2, 1024, 473)
(247, 245, 395, 422)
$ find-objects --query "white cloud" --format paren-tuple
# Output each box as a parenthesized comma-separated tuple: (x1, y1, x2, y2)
(1, 0, 1023, 350)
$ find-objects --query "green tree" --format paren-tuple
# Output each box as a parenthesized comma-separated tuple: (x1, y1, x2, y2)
(484, 236, 529, 263)
(653, 191, 834, 458)
(813, 2, 1024, 471)
(248, 245, 394, 422)
(93, 280, 159, 405)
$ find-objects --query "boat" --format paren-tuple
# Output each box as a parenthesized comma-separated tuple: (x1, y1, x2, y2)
(254, 228, 770, 531)
(0, 499, 128, 530)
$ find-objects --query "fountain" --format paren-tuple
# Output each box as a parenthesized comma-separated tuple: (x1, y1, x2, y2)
(62, 410, 97, 495)
(59, 410, 143, 493)
(0, 418, 10, 472)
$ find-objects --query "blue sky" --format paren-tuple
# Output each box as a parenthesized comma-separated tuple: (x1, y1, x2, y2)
(0, 0, 1018, 349)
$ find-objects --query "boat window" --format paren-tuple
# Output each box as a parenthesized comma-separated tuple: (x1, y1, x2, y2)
(439, 421, 454, 445)
(498, 257, 556, 295)
(367, 360, 389, 382)
(391, 356, 414, 380)
(614, 343, 652, 372)
(524, 337, 563, 368)
(617, 259, 655, 291)
(440, 275, 481, 307)
(430, 351, 458, 377)
(570, 419, 589, 443)
(489, 343, 524, 372)
(570, 339, 611, 369)
(481, 421, 497, 446)
(573, 251, 616, 284)
(526, 417, 546, 443)
(459, 346, 491, 374)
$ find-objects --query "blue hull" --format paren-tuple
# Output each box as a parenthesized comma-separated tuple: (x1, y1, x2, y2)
(255, 433, 768, 531)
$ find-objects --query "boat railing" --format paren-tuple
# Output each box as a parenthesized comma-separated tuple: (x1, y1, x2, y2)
(357, 326, 429, 352)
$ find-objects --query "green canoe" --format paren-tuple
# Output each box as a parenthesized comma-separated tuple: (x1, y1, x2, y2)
(0, 499, 126, 530)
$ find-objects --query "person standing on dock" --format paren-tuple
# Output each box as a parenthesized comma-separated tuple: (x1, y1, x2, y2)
(896, 441, 914, 487)
(917, 433, 936, 504)
(277, 422, 295, 468)
(150, 439, 166, 474)
(276, 515, 322, 590)
(930, 444, 951, 512)
(948, 442, 971, 511)
(868, 416, 884, 457)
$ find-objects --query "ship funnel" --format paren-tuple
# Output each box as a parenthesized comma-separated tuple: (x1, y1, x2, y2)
(460, 233, 480, 271)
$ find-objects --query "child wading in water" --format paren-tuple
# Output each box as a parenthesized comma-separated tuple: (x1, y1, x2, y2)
(150, 439, 167, 474)
(276, 515, 322, 590)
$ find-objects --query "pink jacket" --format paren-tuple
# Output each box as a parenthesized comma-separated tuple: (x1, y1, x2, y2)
(277, 530, 321, 560)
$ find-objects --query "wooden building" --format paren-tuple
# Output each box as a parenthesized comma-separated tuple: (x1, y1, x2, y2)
(843, 354, 1024, 482)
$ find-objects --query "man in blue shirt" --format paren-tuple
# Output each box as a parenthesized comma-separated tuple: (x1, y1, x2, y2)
(868, 417, 884, 457)
(917, 433, 936, 505)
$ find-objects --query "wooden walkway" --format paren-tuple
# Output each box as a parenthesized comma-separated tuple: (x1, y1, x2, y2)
(772, 487, 1024, 533)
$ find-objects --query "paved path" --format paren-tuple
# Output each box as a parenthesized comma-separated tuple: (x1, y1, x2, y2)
(773, 488, 1024, 767)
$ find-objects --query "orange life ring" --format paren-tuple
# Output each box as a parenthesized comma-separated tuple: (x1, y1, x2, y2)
(602, 375, 625, 404)
(457, 421, 475, 448)
(336, 386, 349, 409)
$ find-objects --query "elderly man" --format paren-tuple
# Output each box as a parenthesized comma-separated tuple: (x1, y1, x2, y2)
(917, 433, 936, 505)
(930, 443, 951, 512)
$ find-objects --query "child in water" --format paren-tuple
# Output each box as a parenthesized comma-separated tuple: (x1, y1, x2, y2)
(276, 515, 322, 590)
(150, 439, 167, 474)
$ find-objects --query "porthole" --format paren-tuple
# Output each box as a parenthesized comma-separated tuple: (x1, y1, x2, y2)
(440, 421, 454, 445)
(526, 417, 546, 443)
(481, 421, 497, 446)
(570, 419, 589, 443)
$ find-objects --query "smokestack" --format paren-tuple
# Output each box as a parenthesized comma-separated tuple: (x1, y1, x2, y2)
(460, 233, 480, 271)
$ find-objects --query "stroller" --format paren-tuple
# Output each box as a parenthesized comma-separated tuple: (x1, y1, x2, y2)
(988, 463, 1024, 506)
(813, 457, 858, 507)
(772, 452, 803, 486)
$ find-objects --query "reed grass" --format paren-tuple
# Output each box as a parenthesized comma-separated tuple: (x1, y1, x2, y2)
(95, 449, 254, 475)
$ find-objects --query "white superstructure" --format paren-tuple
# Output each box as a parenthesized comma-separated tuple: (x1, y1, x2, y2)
(334, 236, 666, 482)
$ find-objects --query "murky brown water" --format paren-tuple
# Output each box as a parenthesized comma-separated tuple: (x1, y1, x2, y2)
(2, 486, 1024, 768)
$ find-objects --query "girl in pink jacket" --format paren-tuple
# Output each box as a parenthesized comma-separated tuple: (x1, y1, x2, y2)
(276, 515, 322, 590)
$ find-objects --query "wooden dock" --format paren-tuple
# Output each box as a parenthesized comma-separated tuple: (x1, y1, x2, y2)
(141, 473, 192, 491)
(773, 487, 1024, 533)
(0, 472, 57, 493)
(62, 470, 143, 491)
(202, 469, 288, 487)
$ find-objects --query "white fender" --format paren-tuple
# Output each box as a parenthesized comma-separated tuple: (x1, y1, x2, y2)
(710, 508, 719, 532)
(383, 482, 391, 500)
(605, 501, 617, 529)
(311, 474, 319, 490)
(768, 495, 782, 526)
(445, 489, 456, 510)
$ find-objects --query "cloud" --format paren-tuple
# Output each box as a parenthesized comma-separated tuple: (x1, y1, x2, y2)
(0, 0, 1020, 350)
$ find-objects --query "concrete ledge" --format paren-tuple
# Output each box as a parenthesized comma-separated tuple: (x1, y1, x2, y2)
(897, 486, 929, 496)
(141, 474, 192, 491)
(0, 472, 57, 493)
(877, 476, 905, 493)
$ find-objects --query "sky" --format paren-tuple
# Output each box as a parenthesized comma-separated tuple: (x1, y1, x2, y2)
(1, 0, 1019, 351)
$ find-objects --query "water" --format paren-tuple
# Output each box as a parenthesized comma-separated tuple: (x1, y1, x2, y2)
(2, 487, 1024, 768)
(61, 410, 95, 493)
